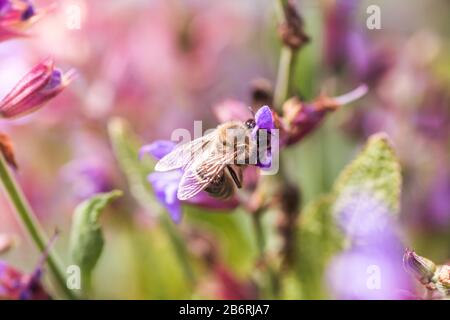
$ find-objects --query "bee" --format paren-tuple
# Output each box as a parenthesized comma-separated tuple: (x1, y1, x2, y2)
(155, 118, 259, 200)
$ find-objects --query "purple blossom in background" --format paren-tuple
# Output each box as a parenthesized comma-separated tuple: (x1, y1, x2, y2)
(140, 140, 239, 223)
(0, 260, 50, 300)
(0, 0, 40, 42)
(328, 191, 413, 299)
(425, 171, 450, 227)
(61, 158, 115, 200)
(323, 0, 393, 84)
(324, 0, 357, 71)
(327, 248, 411, 300)
(336, 191, 400, 249)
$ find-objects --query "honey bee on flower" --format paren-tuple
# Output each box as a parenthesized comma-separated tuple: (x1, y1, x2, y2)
(154, 106, 275, 201)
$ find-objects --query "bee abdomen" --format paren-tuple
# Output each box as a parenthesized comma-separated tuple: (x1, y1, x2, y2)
(205, 173, 234, 199)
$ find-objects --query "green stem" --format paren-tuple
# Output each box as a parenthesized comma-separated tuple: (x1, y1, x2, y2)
(252, 212, 279, 299)
(0, 154, 76, 299)
(274, 47, 297, 110)
(252, 211, 265, 260)
(273, 0, 298, 111)
(160, 215, 196, 286)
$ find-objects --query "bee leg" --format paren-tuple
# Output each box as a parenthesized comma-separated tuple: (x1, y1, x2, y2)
(227, 165, 242, 189)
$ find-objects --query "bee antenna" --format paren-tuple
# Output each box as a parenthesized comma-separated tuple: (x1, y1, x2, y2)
(247, 106, 255, 117)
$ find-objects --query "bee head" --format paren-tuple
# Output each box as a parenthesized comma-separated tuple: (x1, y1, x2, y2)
(245, 119, 256, 129)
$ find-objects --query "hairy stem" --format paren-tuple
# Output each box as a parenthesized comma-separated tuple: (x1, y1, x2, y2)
(0, 154, 76, 299)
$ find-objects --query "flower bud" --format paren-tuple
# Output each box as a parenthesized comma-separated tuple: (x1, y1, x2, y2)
(0, 58, 75, 119)
(436, 265, 449, 293)
(0, 233, 16, 254)
(0, 132, 17, 169)
(403, 249, 437, 284)
(278, 0, 310, 50)
(280, 85, 368, 146)
(0, 0, 44, 42)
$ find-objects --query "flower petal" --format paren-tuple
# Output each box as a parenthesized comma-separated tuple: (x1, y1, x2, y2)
(255, 105, 275, 131)
(139, 140, 176, 160)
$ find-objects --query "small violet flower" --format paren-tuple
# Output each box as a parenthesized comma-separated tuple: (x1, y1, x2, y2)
(0, 230, 56, 300)
(140, 140, 239, 224)
(327, 190, 413, 299)
(0, 58, 76, 119)
(0, 261, 51, 300)
(213, 102, 275, 168)
(253, 105, 275, 169)
(61, 158, 115, 201)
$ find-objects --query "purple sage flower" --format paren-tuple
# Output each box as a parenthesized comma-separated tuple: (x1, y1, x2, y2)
(0, 0, 42, 42)
(327, 248, 412, 300)
(61, 158, 115, 201)
(0, 259, 50, 300)
(140, 140, 239, 224)
(423, 170, 450, 228)
(327, 190, 413, 299)
(253, 105, 275, 169)
(0, 58, 76, 119)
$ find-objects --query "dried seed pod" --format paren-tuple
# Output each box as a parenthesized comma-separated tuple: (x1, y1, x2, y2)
(0, 133, 17, 169)
(278, 0, 310, 50)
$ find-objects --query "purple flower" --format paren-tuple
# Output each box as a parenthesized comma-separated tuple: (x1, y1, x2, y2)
(423, 170, 450, 228)
(140, 140, 239, 224)
(327, 190, 413, 299)
(335, 191, 400, 249)
(61, 158, 115, 201)
(323, 1, 393, 84)
(0, 0, 42, 42)
(148, 169, 183, 224)
(327, 248, 412, 300)
(252, 105, 275, 136)
(0, 261, 50, 300)
(253, 106, 275, 169)
(0, 58, 76, 119)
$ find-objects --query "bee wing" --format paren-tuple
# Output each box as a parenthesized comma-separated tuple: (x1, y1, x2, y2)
(155, 131, 217, 172)
(177, 151, 235, 201)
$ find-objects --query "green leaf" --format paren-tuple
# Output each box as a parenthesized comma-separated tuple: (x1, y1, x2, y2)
(332, 132, 401, 215)
(70, 190, 122, 286)
(107, 117, 159, 214)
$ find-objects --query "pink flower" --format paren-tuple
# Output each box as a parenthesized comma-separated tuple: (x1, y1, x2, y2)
(0, 58, 75, 119)
(0, 0, 44, 42)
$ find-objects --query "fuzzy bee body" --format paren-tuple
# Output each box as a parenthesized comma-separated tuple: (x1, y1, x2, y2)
(155, 119, 257, 200)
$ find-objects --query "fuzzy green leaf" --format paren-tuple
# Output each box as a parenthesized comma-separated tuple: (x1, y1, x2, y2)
(332, 132, 401, 215)
(70, 190, 122, 281)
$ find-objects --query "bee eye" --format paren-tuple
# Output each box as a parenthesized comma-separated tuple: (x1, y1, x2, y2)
(245, 119, 256, 129)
